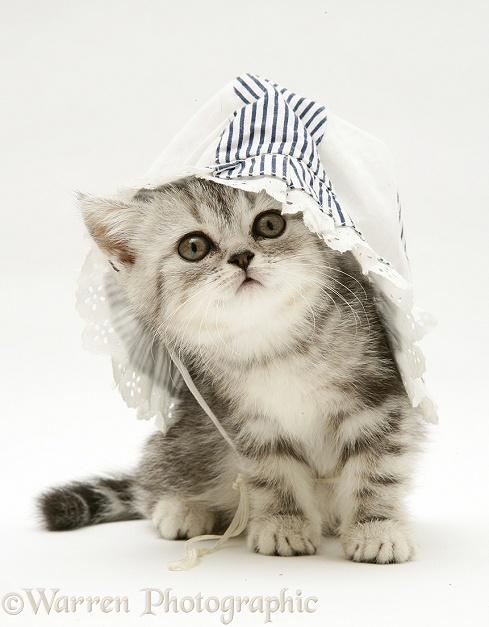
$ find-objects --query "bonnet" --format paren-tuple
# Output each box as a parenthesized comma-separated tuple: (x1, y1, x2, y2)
(77, 73, 437, 437)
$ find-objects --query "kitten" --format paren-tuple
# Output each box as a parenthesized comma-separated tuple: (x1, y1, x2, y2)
(38, 176, 423, 563)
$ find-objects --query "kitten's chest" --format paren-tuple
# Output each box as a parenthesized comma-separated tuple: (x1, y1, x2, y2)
(227, 355, 340, 442)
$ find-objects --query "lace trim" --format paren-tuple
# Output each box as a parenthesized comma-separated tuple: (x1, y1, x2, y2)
(76, 247, 174, 430)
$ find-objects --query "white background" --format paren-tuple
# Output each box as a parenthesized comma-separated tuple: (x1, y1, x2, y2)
(1, 1, 489, 625)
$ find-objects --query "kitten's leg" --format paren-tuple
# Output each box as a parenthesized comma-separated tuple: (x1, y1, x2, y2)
(150, 495, 216, 540)
(236, 435, 322, 556)
(134, 430, 237, 540)
(333, 403, 423, 564)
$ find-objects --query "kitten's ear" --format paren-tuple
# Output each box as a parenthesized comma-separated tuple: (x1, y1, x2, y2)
(78, 193, 141, 266)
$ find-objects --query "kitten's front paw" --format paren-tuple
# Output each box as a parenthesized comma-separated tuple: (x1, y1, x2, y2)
(247, 515, 321, 556)
(341, 519, 415, 564)
(151, 497, 215, 540)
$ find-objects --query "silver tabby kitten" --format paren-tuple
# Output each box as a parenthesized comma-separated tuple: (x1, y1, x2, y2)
(39, 177, 423, 563)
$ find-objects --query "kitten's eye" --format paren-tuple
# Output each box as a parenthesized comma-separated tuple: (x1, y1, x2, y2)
(253, 211, 286, 239)
(178, 233, 212, 261)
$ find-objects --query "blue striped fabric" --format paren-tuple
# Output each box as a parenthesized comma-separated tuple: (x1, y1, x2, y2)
(214, 74, 352, 227)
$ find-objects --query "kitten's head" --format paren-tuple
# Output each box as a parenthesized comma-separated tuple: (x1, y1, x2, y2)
(81, 177, 337, 363)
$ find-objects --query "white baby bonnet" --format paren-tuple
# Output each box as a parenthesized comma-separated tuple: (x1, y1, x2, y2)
(77, 73, 437, 427)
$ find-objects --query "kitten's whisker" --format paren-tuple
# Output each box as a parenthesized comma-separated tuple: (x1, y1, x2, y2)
(326, 286, 361, 338)
(266, 251, 321, 265)
(196, 289, 222, 380)
(266, 252, 368, 330)
(279, 269, 360, 338)
(214, 298, 242, 357)
(179, 292, 212, 353)
(162, 288, 211, 360)
(274, 275, 318, 338)
(280, 267, 362, 319)
(159, 275, 221, 337)
(323, 265, 369, 300)
(157, 277, 221, 349)
(267, 252, 369, 303)
(308, 270, 372, 337)
(277, 268, 340, 317)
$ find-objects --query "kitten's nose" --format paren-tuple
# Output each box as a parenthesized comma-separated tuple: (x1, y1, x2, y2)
(228, 250, 255, 271)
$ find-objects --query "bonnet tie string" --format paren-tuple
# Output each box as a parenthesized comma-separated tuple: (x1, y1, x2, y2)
(168, 352, 338, 571)
(168, 353, 247, 571)
(167, 473, 249, 571)
(169, 353, 237, 451)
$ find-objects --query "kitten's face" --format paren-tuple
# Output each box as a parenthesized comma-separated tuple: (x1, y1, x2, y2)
(82, 177, 335, 363)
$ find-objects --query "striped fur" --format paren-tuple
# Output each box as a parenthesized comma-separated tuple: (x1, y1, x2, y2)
(39, 177, 423, 563)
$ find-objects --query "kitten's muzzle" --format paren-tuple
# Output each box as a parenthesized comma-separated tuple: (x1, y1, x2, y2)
(228, 250, 255, 271)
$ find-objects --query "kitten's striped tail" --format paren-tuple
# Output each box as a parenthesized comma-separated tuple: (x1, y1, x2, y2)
(37, 476, 142, 531)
